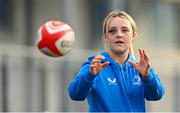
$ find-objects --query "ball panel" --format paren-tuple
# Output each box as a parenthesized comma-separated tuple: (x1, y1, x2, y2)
(38, 23, 63, 56)
(55, 31, 75, 55)
(46, 21, 71, 34)
(40, 47, 59, 57)
(35, 27, 42, 46)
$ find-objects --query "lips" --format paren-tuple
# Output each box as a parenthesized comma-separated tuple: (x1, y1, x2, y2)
(115, 40, 124, 44)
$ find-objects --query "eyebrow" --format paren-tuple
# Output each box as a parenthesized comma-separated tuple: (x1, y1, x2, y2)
(109, 27, 116, 29)
(121, 26, 129, 29)
(109, 26, 129, 29)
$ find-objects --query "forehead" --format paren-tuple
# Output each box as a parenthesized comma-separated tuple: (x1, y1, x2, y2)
(108, 16, 131, 28)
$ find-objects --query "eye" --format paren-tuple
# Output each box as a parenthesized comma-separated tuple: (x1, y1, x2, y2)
(122, 29, 129, 32)
(122, 27, 130, 32)
(108, 29, 117, 34)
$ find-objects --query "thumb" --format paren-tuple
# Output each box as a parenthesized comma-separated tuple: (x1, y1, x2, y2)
(101, 61, 110, 68)
(128, 60, 136, 68)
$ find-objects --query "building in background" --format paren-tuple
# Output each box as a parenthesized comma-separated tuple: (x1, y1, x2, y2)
(0, 0, 180, 112)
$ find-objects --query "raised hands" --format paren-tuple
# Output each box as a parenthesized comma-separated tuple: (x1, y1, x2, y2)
(90, 55, 110, 75)
(128, 49, 150, 78)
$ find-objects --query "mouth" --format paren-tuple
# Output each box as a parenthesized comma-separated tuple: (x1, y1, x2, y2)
(115, 40, 124, 45)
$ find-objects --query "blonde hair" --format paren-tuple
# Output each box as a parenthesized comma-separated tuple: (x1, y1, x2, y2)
(103, 9, 137, 59)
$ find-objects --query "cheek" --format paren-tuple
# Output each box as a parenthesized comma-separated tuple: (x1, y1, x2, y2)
(125, 36, 133, 45)
(127, 33, 134, 42)
(105, 37, 112, 43)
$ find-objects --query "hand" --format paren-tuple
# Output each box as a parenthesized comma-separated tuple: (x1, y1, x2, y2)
(128, 48, 150, 78)
(90, 55, 110, 75)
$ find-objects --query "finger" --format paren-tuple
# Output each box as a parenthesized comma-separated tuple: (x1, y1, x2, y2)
(128, 61, 136, 68)
(91, 61, 102, 69)
(144, 63, 150, 77)
(139, 48, 144, 60)
(101, 61, 110, 68)
(94, 55, 105, 60)
(91, 59, 101, 65)
(147, 62, 150, 69)
(142, 50, 147, 61)
(90, 63, 102, 74)
(90, 65, 98, 75)
(143, 50, 149, 62)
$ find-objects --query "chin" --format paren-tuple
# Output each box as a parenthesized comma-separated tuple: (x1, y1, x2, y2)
(111, 46, 129, 54)
(112, 49, 125, 55)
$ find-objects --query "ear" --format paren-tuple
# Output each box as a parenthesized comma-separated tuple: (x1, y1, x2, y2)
(132, 32, 136, 40)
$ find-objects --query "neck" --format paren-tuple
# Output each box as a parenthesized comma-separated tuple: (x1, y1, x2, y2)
(107, 50, 129, 64)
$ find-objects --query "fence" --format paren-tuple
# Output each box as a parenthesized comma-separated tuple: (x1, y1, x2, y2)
(0, 44, 179, 112)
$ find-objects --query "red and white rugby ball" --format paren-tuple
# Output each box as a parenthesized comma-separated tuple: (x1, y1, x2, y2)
(36, 20, 75, 57)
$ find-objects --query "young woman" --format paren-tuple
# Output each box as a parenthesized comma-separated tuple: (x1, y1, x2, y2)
(68, 9, 165, 112)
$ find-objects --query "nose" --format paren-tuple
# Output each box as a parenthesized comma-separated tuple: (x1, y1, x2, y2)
(117, 30, 123, 38)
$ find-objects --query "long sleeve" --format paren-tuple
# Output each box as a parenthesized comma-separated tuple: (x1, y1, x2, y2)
(68, 63, 96, 101)
(142, 68, 165, 100)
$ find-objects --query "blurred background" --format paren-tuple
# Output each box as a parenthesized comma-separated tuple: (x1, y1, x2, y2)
(0, 0, 180, 112)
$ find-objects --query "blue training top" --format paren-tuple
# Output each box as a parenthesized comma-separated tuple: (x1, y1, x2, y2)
(68, 51, 165, 112)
